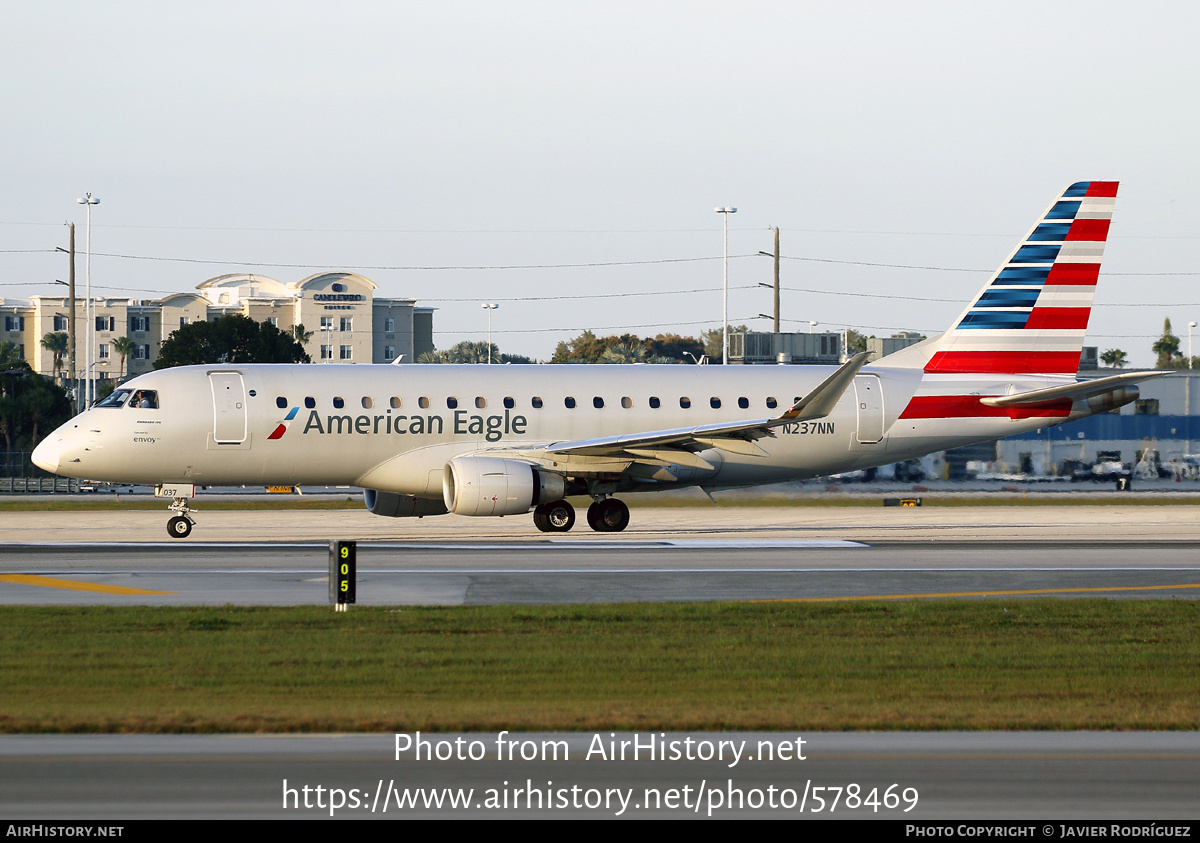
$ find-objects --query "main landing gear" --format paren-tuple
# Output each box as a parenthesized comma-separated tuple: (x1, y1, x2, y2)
(166, 497, 195, 539)
(586, 498, 629, 533)
(531, 498, 630, 533)
(533, 500, 575, 533)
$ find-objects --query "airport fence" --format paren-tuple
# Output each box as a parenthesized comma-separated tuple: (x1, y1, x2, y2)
(0, 451, 81, 493)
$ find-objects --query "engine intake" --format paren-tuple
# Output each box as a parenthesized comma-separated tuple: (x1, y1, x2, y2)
(443, 456, 565, 516)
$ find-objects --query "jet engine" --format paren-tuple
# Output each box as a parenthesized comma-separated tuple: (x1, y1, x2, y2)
(1087, 385, 1139, 415)
(442, 456, 565, 516)
(363, 489, 449, 518)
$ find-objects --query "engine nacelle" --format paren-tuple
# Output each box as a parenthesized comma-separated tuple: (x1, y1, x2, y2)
(363, 489, 449, 518)
(442, 456, 565, 517)
(1087, 385, 1140, 415)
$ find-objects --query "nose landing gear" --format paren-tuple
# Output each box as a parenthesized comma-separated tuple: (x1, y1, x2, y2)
(166, 498, 195, 539)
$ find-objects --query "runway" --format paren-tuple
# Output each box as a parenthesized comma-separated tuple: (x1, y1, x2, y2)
(3, 732, 1199, 819)
(3, 536, 1200, 605)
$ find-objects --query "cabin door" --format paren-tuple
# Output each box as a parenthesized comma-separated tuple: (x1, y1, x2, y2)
(209, 372, 248, 444)
(854, 374, 885, 444)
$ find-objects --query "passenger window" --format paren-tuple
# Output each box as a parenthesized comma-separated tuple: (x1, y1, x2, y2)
(390, 397, 402, 409)
(532, 397, 543, 409)
(710, 397, 721, 409)
(621, 397, 632, 408)
(475, 397, 486, 409)
(766, 397, 778, 409)
(305, 396, 316, 409)
(447, 397, 458, 409)
(738, 397, 749, 409)
(593, 397, 604, 409)
(333, 397, 345, 409)
(565, 397, 576, 409)
(680, 397, 691, 409)
(649, 396, 660, 409)
(503, 397, 515, 409)
(362, 397, 373, 409)
(419, 397, 430, 409)
(276, 397, 287, 409)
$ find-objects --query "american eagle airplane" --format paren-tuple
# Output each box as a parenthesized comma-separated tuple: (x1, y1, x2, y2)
(34, 181, 1162, 538)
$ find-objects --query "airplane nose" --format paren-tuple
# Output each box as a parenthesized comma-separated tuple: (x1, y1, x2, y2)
(32, 436, 60, 473)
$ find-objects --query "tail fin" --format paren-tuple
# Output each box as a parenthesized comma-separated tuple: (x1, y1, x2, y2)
(920, 181, 1118, 376)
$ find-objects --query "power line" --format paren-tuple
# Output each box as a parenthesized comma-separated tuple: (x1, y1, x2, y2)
(6, 277, 1200, 311)
(8, 243, 1200, 275)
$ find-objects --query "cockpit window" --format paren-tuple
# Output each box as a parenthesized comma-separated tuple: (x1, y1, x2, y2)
(95, 389, 132, 408)
(129, 389, 159, 409)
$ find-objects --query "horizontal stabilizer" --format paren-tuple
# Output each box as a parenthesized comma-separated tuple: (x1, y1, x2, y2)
(979, 371, 1167, 408)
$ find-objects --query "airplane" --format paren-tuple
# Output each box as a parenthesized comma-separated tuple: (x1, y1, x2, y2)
(32, 181, 1164, 539)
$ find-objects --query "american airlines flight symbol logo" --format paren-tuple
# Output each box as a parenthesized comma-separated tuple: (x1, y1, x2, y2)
(268, 407, 299, 440)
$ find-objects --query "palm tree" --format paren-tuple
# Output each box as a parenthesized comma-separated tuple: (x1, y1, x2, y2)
(1153, 319, 1182, 368)
(110, 336, 136, 380)
(1100, 348, 1128, 369)
(40, 332, 68, 384)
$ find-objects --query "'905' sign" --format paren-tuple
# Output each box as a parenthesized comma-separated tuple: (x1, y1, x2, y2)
(330, 540, 356, 606)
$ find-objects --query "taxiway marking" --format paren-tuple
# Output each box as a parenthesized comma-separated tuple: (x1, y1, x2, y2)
(0, 574, 176, 595)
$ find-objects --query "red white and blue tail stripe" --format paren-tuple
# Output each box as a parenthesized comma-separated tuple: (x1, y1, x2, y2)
(924, 181, 1117, 376)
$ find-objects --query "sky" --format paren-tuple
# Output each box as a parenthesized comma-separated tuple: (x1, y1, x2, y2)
(2, 1, 1199, 365)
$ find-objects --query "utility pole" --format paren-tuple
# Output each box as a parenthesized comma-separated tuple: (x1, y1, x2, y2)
(757, 227, 781, 333)
(771, 226, 780, 333)
(55, 225, 79, 412)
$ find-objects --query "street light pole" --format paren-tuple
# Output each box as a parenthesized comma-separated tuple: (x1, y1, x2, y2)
(481, 303, 499, 364)
(77, 193, 99, 406)
(714, 207, 737, 365)
(1189, 321, 1197, 456)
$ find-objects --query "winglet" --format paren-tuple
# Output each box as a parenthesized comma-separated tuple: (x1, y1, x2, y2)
(781, 351, 872, 421)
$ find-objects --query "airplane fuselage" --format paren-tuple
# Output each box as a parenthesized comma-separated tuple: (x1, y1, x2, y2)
(36, 362, 1075, 494)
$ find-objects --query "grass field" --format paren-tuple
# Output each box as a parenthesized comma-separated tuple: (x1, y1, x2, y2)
(2, 600, 1197, 733)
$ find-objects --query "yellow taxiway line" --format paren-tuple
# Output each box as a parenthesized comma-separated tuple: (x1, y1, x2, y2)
(0, 574, 175, 595)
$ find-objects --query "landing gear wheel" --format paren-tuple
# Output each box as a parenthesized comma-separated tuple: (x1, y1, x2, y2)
(533, 500, 575, 532)
(587, 498, 630, 532)
(167, 515, 193, 539)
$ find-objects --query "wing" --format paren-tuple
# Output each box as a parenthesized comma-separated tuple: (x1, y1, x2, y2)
(535, 352, 871, 468)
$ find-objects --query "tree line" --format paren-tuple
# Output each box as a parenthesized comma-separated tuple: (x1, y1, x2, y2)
(39, 313, 1200, 374)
